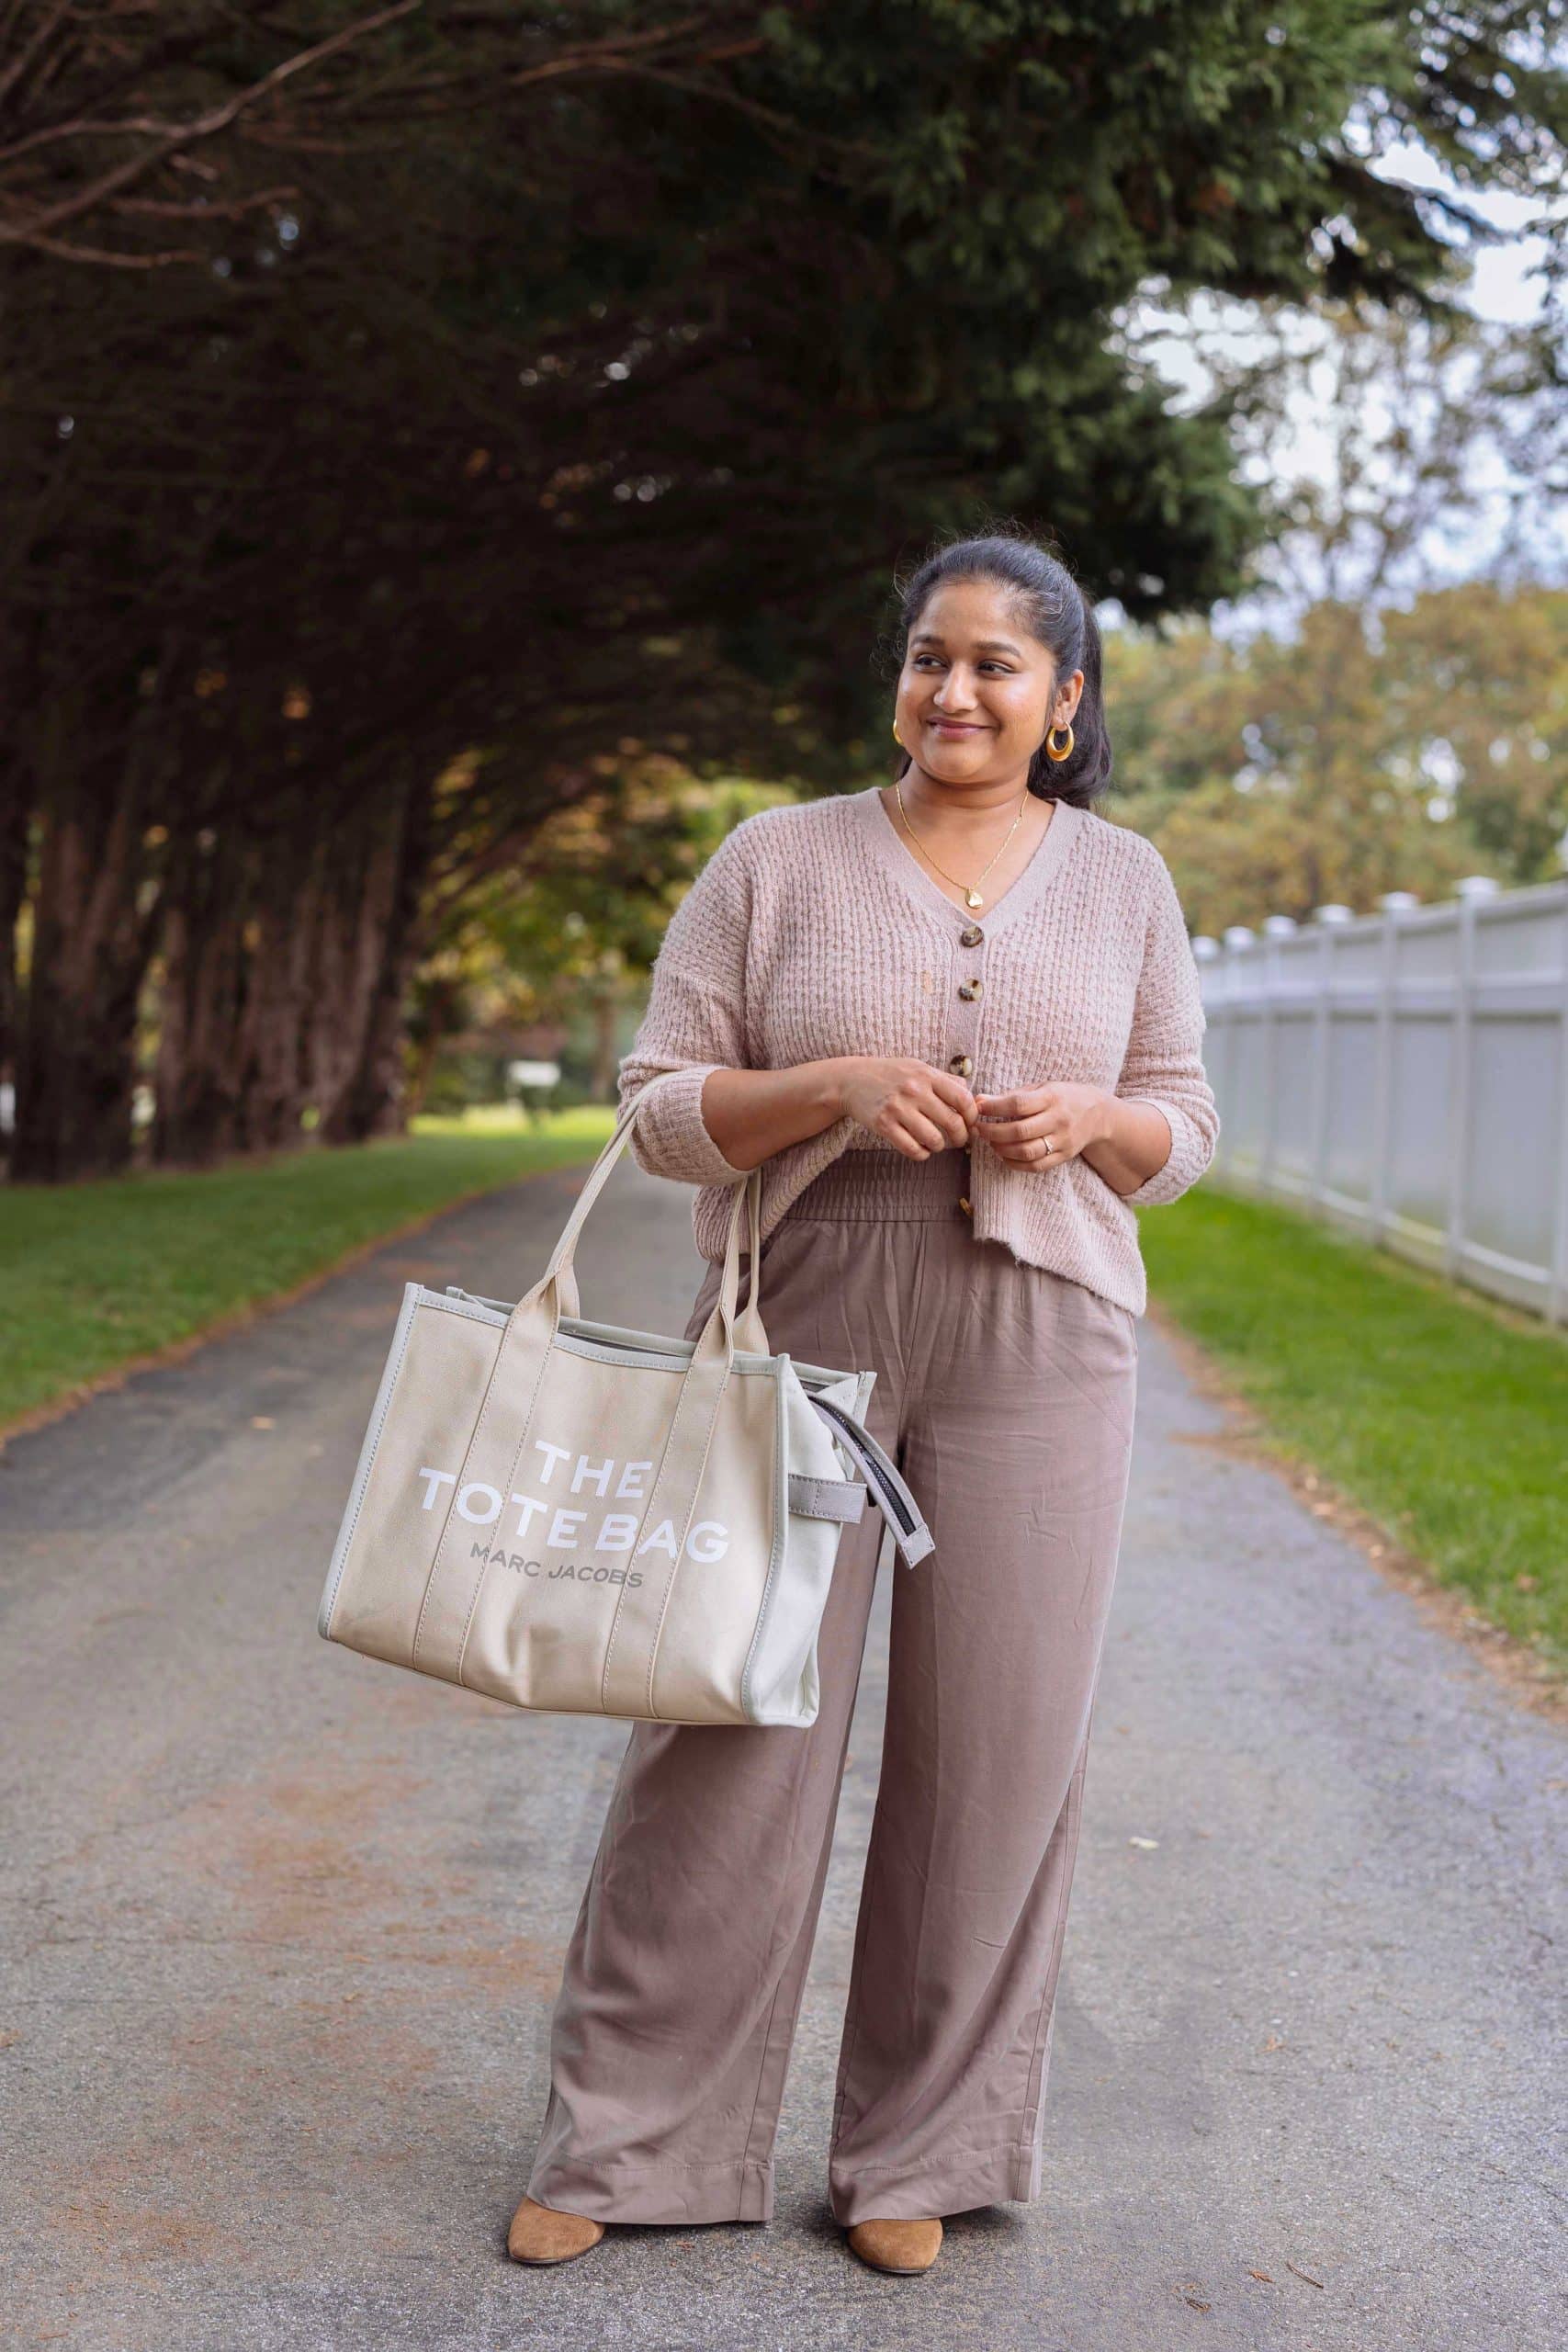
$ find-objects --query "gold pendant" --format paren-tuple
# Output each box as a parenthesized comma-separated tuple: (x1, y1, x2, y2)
(965, 888, 984, 909)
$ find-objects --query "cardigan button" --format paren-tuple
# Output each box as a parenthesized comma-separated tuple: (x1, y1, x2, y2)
(958, 978, 983, 1001)
(958, 1194, 973, 1217)
(948, 1052, 974, 1077)
(959, 923, 983, 946)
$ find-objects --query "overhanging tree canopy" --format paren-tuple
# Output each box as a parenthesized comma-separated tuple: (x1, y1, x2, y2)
(4, 1, 1562, 1175)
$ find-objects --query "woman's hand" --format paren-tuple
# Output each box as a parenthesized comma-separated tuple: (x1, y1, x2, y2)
(836, 1057, 977, 1160)
(972, 1081, 1111, 1170)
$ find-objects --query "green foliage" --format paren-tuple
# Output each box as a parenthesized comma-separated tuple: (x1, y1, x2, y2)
(1109, 582, 1568, 930)
(11, 0, 1555, 810)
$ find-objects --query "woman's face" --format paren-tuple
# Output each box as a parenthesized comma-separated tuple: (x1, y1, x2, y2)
(894, 576, 1081, 789)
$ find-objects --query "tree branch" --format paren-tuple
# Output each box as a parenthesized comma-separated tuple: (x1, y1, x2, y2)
(0, 0, 422, 247)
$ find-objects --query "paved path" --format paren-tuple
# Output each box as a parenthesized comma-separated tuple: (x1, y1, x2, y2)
(2, 1162, 1563, 2351)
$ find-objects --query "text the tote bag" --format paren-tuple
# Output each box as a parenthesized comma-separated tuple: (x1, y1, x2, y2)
(316, 1073, 931, 1727)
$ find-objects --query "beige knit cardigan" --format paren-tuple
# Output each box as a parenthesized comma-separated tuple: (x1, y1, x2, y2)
(615, 786, 1220, 1317)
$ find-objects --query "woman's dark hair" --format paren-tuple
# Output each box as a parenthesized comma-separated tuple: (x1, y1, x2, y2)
(886, 526, 1113, 809)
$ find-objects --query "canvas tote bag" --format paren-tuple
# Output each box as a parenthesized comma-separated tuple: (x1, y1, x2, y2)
(317, 1072, 932, 1727)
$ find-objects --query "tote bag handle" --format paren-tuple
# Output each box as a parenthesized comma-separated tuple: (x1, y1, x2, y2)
(525, 1071, 769, 1359)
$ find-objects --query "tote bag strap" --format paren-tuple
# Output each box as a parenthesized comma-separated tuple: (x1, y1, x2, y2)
(532, 1071, 769, 1358)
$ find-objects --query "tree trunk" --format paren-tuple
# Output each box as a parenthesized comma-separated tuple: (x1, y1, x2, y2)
(318, 775, 427, 1145)
(10, 628, 185, 1184)
(152, 813, 250, 1166)
(11, 766, 155, 1182)
(151, 774, 423, 1166)
(231, 831, 325, 1154)
(0, 769, 28, 1139)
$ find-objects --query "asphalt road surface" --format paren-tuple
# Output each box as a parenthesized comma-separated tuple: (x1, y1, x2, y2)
(3, 1159, 1563, 2352)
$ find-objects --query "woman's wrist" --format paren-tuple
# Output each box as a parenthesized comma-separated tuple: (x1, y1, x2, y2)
(1083, 1089, 1175, 1193)
(700, 1058, 863, 1171)
(821, 1057, 865, 1121)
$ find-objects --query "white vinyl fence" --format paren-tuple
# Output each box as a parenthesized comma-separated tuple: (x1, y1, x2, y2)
(1193, 874, 1568, 1326)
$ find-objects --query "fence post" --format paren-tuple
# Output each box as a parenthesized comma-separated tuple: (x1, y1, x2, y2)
(1224, 926, 1258, 1188)
(1259, 916, 1295, 1198)
(1310, 906, 1353, 1207)
(1446, 877, 1500, 1284)
(1193, 936, 1222, 1170)
(1371, 892, 1420, 1240)
(1550, 894, 1568, 1325)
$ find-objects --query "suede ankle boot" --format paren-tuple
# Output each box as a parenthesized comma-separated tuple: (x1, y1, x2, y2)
(844, 2215, 943, 2274)
(507, 2195, 606, 2265)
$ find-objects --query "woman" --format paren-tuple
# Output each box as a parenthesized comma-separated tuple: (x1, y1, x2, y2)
(508, 530, 1219, 2277)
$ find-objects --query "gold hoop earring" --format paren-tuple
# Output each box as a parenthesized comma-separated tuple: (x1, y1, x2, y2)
(892, 719, 903, 745)
(1044, 721, 1074, 763)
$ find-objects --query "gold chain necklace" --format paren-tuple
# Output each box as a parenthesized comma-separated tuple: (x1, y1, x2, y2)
(893, 777, 1031, 910)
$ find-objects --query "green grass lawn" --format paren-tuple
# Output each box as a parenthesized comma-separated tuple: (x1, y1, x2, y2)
(1141, 1185, 1568, 1674)
(0, 1105, 615, 1430)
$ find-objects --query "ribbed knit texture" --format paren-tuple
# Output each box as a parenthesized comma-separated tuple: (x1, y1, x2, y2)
(616, 786, 1220, 1317)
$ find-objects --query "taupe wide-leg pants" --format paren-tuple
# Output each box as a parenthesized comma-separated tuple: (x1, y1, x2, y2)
(524, 1145, 1139, 2227)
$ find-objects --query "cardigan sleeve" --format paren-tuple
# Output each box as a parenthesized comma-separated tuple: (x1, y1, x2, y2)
(616, 822, 754, 1187)
(1112, 854, 1221, 1207)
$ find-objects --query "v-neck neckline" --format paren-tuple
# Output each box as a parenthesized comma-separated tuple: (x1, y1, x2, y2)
(852, 784, 1082, 939)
